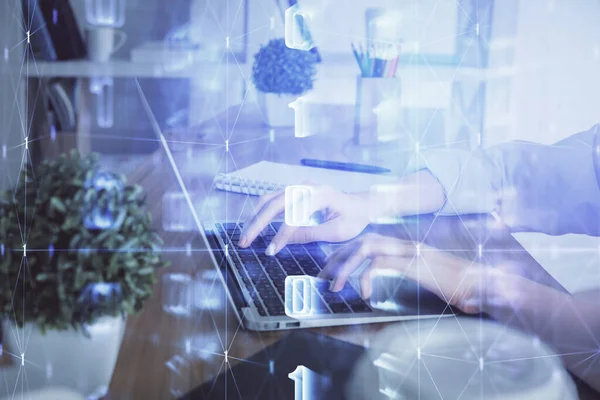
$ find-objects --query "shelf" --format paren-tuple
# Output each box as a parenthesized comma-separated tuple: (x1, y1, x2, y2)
(16, 59, 214, 79)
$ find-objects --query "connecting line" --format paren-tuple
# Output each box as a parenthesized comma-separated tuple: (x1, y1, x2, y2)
(134, 79, 205, 240)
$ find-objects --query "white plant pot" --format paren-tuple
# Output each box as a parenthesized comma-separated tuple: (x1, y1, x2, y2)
(1, 316, 125, 399)
(258, 92, 297, 128)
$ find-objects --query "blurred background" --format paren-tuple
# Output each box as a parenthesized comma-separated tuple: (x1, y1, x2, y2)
(1, 0, 599, 189)
(0, 1, 599, 399)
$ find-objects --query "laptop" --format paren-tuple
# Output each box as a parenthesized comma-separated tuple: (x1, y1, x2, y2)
(135, 80, 453, 331)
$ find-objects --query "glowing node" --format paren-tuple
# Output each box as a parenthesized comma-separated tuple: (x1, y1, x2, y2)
(269, 128, 275, 143)
(479, 357, 484, 371)
(417, 347, 421, 360)
(25, 136, 28, 150)
(46, 362, 53, 379)
(225, 36, 230, 49)
(185, 242, 192, 257)
(224, 350, 229, 363)
(90, 77, 115, 128)
(269, 360, 275, 374)
(21, 353, 25, 366)
(162, 273, 192, 316)
(1, 145, 5, 159)
(22, 243, 26, 257)
(165, 355, 190, 397)
(52, 8, 58, 24)
(26, 30, 30, 44)
(285, 185, 314, 227)
(3, 47, 8, 61)
(225, 139, 229, 152)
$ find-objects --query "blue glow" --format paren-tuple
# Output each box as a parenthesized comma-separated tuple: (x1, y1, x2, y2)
(93, 283, 113, 296)
(48, 244, 54, 259)
(50, 123, 56, 142)
(0, 243, 4, 257)
(90, 77, 115, 128)
(83, 171, 123, 230)
(79, 282, 122, 307)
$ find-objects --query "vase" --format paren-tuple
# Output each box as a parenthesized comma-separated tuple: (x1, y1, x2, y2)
(0, 316, 125, 399)
(257, 92, 297, 128)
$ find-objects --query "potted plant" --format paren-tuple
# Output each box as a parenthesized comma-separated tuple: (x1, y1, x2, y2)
(0, 150, 167, 398)
(252, 38, 318, 127)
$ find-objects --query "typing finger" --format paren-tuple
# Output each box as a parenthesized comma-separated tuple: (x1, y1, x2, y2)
(330, 241, 372, 292)
(318, 240, 358, 280)
(239, 194, 284, 247)
(266, 223, 298, 255)
(242, 191, 282, 232)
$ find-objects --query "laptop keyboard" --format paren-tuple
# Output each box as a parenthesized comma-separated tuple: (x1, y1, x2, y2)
(215, 222, 372, 317)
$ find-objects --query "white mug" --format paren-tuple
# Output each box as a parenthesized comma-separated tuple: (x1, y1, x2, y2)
(86, 26, 126, 62)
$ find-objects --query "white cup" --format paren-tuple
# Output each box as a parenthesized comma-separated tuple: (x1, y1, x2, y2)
(86, 26, 126, 62)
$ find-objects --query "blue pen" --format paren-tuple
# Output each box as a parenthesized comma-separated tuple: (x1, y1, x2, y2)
(300, 159, 392, 174)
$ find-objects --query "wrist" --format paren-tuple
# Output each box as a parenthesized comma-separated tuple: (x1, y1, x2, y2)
(361, 170, 446, 223)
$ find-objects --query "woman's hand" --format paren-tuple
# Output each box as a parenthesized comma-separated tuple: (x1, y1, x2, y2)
(319, 233, 488, 314)
(239, 185, 371, 255)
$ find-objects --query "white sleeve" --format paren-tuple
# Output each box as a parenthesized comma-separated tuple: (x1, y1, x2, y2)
(407, 148, 499, 216)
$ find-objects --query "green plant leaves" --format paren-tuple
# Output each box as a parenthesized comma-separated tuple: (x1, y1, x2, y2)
(50, 197, 67, 213)
(0, 150, 168, 333)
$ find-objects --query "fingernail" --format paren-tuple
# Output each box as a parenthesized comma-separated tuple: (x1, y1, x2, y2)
(329, 280, 337, 291)
(239, 236, 247, 247)
(265, 244, 276, 256)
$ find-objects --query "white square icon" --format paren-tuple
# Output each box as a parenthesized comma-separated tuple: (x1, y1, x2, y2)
(285, 185, 313, 226)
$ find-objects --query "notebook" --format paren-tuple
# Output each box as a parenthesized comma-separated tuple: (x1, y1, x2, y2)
(213, 161, 399, 196)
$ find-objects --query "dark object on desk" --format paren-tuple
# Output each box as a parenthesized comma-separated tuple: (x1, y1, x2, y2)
(45, 78, 77, 132)
(180, 331, 369, 400)
(300, 159, 392, 175)
(22, 0, 87, 61)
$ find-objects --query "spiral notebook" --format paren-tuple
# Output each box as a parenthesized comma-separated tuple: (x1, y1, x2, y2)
(213, 161, 398, 196)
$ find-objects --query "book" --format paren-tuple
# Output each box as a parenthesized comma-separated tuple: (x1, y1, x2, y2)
(22, 0, 87, 61)
(45, 78, 76, 132)
(22, 0, 57, 61)
(213, 161, 398, 196)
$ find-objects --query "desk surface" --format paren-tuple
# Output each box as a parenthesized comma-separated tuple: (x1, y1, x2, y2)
(2, 104, 595, 399)
(105, 105, 570, 399)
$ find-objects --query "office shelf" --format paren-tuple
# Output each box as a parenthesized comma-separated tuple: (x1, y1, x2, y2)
(20, 59, 211, 79)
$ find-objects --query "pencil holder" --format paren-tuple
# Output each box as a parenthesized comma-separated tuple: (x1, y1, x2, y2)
(354, 76, 403, 145)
